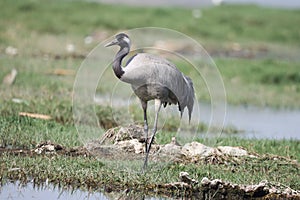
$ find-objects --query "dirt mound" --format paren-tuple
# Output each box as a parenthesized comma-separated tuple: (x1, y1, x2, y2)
(86, 124, 255, 164)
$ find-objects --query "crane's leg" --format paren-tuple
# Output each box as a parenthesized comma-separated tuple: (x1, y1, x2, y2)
(143, 99, 162, 171)
(141, 100, 148, 156)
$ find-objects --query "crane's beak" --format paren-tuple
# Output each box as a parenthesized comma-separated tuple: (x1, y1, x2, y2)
(104, 39, 118, 47)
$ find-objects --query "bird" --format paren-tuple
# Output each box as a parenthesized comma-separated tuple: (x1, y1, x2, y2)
(105, 33, 195, 170)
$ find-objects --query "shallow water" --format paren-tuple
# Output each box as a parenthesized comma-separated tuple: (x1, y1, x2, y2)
(0, 182, 105, 200)
(95, 95, 300, 140)
(0, 182, 163, 200)
(92, 0, 300, 9)
(200, 103, 300, 140)
(224, 0, 300, 9)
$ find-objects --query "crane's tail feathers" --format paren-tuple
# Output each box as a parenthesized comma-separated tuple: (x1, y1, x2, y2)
(183, 75, 195, 124)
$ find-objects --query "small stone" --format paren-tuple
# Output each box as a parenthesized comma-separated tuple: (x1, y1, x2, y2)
(171, 137, 180, 146)
(179, 171, 189, 178)
(210, 179, 222, 188)
(66, 43, 75, 53)
(201, 177, 210, 186)
(160, 143, 182, 155)
(259, 180, 268, 185)
(116, 139, 143, 154)
(217, 146, 248, 156)
(269, 186, 279, 194)
(2, 69, 17, 85)
(5, 46, 18, 56)
(84, 36, 93, 45)
(283, 188, 292, 195)
(12, 98, 28, 105)
(179, 172, 198, 185)
(182, 142, 214, 157)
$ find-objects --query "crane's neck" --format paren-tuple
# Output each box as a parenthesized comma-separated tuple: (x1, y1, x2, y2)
(113, 46, 129, 79)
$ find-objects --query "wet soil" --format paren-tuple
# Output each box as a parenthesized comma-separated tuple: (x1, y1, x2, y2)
(0, 142, 90, 157)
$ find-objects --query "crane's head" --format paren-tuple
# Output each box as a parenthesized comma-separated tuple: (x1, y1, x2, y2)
(105, 33, 131, 48)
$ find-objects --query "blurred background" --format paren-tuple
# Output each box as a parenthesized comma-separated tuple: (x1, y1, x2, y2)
(1, 0, 300, 143)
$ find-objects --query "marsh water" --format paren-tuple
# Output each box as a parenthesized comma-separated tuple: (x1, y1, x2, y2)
(201, 103, 300, 140)
(0, 182, 165, 200)
(1, 182, 105, 200)
(94, 94, 300, 140)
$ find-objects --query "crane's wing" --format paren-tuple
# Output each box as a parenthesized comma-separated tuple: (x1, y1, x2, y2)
(122, 53, 195, 121)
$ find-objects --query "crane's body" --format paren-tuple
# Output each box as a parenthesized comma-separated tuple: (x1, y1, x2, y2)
(122, 53, 194, 118)
(105, 33, 194, 170)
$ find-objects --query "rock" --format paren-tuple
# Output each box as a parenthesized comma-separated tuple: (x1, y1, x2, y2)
(243, 182, 265, 193)
(217, 146, 248, 157)
(164, 176, 300, 199)
(160, 143, 182, 155)
(33, 141, 63, 154)
(163, 181, 190, 189)
(84, 36, 93, 45)
(2, 68, 17, 85)
(160, 137, 182, 155)
(115, 125, 144, 142)
(179, 172, 198, 185)
(12, 98, 29, 105)
(89, 125, 259, 165)
(66, 43, 75, 53)
(171, 137, 180, 146)
(269, 186, 279, 194)
(99, 124, 144, 145)
(115, 139, 144, 154)
(201, 177, 210, 186)
(5, 46, 18, 56)
(181, 142, 214, 158)
(210, 179, 222, 189)
(283, 188, 293, 195)
(259, 180, 268, 185)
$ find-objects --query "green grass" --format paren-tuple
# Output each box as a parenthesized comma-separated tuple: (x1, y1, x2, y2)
(0, 115, 79, 149)
(0, 146, 299, 195)
(1, 0, 300, 45)
(216, 58, 300, 107)
(0, 0, 299, 196)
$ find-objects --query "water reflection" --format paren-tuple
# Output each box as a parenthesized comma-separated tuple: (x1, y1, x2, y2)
(0, 182, 165, 200)
(1, 182, 107, 200)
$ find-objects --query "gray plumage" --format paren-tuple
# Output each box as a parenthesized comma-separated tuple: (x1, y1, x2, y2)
(105, 33, 195, 170)
(122, 53, 194, 120)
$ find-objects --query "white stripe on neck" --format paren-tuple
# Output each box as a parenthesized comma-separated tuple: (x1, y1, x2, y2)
(123, 37, 130, 46)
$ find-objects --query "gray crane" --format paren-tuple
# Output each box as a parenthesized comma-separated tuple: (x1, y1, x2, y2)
(105, 33, 195, 170)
